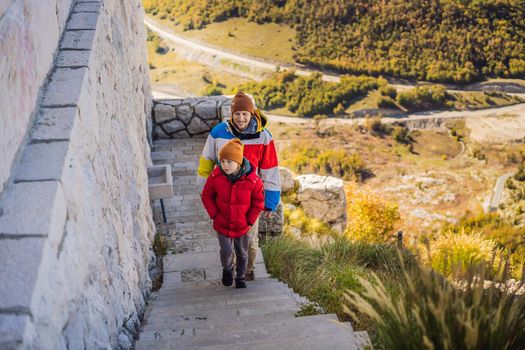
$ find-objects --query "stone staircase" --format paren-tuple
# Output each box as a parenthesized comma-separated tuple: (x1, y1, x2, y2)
(136, 138, 370, 349)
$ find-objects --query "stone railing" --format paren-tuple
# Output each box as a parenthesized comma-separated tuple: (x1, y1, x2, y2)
(0, 1, 154, 349)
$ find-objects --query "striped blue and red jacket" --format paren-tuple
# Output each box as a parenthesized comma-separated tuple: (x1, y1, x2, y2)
(196, 110, 281, 211)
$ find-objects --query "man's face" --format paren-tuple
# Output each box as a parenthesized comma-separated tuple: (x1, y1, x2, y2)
(232, 111, 252, 131)
(220, 159, 240, 175)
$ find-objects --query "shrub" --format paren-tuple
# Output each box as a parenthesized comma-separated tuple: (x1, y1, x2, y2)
(364, 117, 391, 136)
(345, 184, 401, 243)
(201, 84, 223, 96)
(378, 84, 397, 99)
(514, 163, 525, 181)
(421, 231, 499, 278)
(396, 84, 449, 111)
(377, 96, 398, 109)
(392, 126, 411, 144)
(285, 206, 334, 237)
(344, 261, 525, 350)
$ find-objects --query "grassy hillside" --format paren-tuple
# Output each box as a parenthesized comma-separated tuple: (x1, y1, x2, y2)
(146, 29, 251, 95)
(143, 0, 525, 83)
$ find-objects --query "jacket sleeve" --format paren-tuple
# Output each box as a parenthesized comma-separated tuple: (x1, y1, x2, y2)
(246, 178, 265, 226)
(201, 177, 218, 219)
(196, 134, 217, 191)
(258, 134, 281, 211)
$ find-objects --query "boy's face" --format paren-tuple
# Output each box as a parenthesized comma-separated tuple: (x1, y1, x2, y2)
(220, 159, 241, 175)
(232, 111, 252, 131)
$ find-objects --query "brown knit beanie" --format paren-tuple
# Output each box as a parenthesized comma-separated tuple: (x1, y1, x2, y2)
(219, 138, 244, 165)
(231, 92, 255, 116)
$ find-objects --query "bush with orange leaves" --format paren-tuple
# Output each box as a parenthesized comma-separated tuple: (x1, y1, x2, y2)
(344, 184, 401, 243)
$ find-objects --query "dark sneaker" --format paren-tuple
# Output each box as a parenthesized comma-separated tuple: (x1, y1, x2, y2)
(222, 269, 233, 287)
(245, 271, 255, 281)
(235, 278, 247, 289)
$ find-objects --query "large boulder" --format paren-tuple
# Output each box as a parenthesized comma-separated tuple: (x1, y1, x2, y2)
(279, 167, 295, 194)
(296, 174, 347, 233)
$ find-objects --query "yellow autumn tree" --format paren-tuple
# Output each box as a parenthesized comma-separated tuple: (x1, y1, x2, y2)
(345, 184, 400, 243)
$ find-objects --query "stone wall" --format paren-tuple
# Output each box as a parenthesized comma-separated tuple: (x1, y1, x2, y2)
(0, 1, 154, 349)
(0, 0, 75, 192)
(153, 97, 231, 138)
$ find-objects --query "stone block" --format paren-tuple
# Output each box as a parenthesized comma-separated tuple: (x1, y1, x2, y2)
(148, 164, 173, 200)
(163, 120, 186, 134)
(41, 68, 88, 107)
(30, 107, 78, 142)
(154, 104, 176, 124)
(73, 2, 101, 12)
(0, 314, 33, 350)
(0, 237, 46, 308)
(176, 104, 193, 125)
(195, 100, 219, 121)
(187, 117, 210, 136)
(13, 142, 70, 182)
(66, 13, 99, 30)
(60, 30, 95, 50)
(0, 181, 66, 238)
(220, 103, 231, 120)
(56, 50, 91, 68)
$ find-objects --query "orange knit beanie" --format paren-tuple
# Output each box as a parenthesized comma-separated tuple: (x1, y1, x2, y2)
(219, 138, 244, 165)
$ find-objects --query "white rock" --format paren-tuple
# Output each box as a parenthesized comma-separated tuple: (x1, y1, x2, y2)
(296, 174, 347, 233)
(279, 167, 295, 193)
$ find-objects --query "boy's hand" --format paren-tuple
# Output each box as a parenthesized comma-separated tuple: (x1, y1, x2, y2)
(263, 211, 273, 219)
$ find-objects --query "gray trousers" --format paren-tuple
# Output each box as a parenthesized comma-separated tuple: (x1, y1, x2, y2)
(217, 233, 249, 279)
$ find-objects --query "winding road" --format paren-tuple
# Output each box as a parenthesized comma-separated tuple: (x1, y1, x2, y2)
(488, 172, 515, 212)
(145, 16, 347, 83)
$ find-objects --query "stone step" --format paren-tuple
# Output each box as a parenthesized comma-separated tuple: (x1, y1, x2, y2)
(139, 313, 340, 342)
(147, 294, 299, 318)
(147, 295, 302, 319)
(140, 309, 298, 333)
(153, 284, 298, 305)
(161, 263, 269, 288)
(163, 249, 265, 273)
(152, 283, 295, 302)
(143, 298, 301, 325)
(158, 277, 286, 295)
(135, 315, 359, 350)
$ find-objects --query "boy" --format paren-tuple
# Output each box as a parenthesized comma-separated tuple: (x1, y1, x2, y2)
(197, 92, 281, 280)
(201, 138, 265, 288)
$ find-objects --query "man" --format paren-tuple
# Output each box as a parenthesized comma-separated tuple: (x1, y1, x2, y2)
(197, 92, 281, 280)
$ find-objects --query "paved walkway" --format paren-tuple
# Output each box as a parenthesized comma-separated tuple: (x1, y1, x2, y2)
(137, 138, 368, 349)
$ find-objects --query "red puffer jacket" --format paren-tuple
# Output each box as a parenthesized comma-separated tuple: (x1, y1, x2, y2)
(201, 164, 265, 238)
